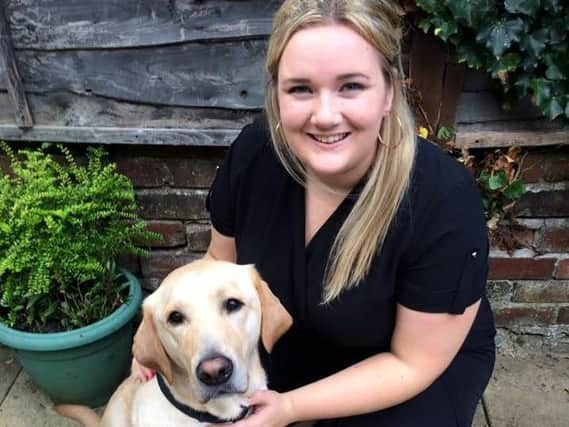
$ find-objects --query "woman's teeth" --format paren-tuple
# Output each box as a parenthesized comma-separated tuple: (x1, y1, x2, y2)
(311, 133, 349, 144)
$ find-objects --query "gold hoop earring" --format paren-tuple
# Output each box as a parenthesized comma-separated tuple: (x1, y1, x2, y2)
(377, 115, 403, 149)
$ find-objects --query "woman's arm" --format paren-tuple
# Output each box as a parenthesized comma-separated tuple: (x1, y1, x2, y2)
(204, 226, 237, 262)
(234, 299, 480, 426)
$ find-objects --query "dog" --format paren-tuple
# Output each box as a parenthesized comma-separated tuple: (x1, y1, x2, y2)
(56, 259, 293, 426)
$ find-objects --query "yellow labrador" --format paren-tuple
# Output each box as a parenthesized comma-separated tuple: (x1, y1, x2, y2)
(56, 259, 293, 427)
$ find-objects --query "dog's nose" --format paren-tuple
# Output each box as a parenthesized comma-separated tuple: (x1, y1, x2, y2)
(196, 355, 233, 386)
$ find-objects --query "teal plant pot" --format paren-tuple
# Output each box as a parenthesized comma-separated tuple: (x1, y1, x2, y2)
(0, 270, 142, 407)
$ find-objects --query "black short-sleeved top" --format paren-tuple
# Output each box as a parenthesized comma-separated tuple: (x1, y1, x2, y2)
(207, 117, 496, 393)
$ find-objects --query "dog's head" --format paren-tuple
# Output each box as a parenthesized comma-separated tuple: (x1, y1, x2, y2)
(132, 259, 292, 418)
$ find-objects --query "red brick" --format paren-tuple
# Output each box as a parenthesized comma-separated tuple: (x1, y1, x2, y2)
(489, 258, 556, 280)
(519, 152, 546, 183)
(140, 252, 199, 277)
(555, 259, 569, 279)
(491, 225, 535, 252)
(515, 191, 569, 217)
(115, 157, 172, 188)
(539, 228, 569, 253)
(544, 157, 569, 182)
(187, 223, 211, 252)
(512, 282, 569, 303)
(494, 307, 556, 327)
(116, 253, 141, 274)
(166, 158, 222, 188)
(146, 221, 186, 247)
(558, 307, 569, 324)
(136, 190, 208, 220)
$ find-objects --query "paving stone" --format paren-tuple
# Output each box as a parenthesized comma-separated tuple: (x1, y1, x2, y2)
(0, 370, 80, 427)
(0, 345, 20, 403)
(484, 354, 569, 427)
(472, 402, 489, 427)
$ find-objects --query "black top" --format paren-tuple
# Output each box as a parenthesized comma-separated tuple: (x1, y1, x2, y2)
(207, 118, 496, 393)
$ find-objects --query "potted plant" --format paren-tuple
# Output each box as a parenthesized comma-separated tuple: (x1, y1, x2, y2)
(0, 142, 159, 407)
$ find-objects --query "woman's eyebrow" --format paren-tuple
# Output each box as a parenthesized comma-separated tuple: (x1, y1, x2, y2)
(337, 73, 370, 81)
(281, 77, 311, 85)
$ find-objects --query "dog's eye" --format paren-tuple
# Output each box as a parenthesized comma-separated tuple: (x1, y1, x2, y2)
(224, 298, 243, 313)
(167, 310, 185, 325)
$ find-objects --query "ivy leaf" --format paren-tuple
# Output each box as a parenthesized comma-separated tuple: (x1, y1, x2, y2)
(415, 0, 441, 14)
(477, 18, 525, 57)
(489, 53, 521, 77)
(434, 19, 459, 42)
(447, 0, 497, 28)
(542, 97, 564, 120)
(489, 171, 507, 190)
(513, 74, 532, 97)
(531, 78, 552, 107)
(520, 29, 549, 58)
(505, 0, 541, 17)
(503, 181, 525, 199)
(457, 42, 488, 68)
(544, 52, 568, 80)
(0, 222, 11, 233)
(542, 0, 562, 13)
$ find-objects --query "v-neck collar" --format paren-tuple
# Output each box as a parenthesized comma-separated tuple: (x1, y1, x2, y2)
(300, 181, 365, 255)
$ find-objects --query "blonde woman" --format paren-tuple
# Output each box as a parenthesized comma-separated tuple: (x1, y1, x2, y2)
(138, 0, 496, 425)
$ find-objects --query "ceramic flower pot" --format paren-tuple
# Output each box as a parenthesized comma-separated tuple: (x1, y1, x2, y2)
(0, 270, 142, 407)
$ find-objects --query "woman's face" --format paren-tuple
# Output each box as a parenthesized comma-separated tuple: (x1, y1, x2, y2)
(277, 23, 394, 190)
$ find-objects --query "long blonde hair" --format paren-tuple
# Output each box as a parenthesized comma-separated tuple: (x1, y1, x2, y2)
(265, 0, 416, 303)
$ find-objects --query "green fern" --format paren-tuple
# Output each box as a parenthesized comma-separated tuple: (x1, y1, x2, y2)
(0, 142, 160, 332)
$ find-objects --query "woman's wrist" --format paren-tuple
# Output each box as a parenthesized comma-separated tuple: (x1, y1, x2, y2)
(282, 391, 300, 424)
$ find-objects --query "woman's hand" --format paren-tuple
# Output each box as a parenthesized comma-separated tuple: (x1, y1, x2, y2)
(130, 357, 155, 383)
(213, 390, 296, 427)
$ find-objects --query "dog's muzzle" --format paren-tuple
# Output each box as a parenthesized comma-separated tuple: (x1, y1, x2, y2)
(196, 354, 233, 386)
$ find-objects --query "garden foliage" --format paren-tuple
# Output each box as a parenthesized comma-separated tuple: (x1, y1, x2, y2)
(416, 0, 569, 120)
(0, 143, 158, 332)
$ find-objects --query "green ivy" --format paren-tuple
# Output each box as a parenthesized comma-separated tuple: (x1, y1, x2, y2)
(0, 143, 160, 332)
(415, 0, 569, 120)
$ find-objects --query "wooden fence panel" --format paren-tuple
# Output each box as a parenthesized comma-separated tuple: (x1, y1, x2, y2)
(0, 4, 32, 127)
(5, 0, 279, 49)
(0, 40, 267, 109)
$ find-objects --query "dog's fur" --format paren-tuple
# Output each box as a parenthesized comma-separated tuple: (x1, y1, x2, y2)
(56, 259, 293, 426)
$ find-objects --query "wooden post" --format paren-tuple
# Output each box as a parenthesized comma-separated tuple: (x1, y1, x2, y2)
(0, 1, 33, 128)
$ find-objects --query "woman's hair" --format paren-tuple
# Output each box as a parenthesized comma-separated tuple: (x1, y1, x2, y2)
(265, 0, 416, 303)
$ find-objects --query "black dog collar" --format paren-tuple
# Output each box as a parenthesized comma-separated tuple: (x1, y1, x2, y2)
(156, 375, 251, 424)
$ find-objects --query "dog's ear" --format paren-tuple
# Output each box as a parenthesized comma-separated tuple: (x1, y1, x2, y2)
(250, 268, 293, 353)
(132, 306, 174, 384)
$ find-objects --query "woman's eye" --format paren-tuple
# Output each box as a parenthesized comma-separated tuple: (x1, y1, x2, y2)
(341, 82, 364, 91)
(224, 298, 244, 313)
(287, 85, 311, 94)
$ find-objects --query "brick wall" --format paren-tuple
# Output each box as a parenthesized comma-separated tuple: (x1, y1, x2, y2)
(2, 142, 567, 354)
(488, 146, 569, 355)
(110, 143, 569, 355)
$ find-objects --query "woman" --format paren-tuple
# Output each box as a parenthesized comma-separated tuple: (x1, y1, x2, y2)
(140, 1, 496, 425)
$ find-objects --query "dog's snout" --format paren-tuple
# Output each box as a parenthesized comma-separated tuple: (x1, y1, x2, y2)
(196, 355, 233, 386)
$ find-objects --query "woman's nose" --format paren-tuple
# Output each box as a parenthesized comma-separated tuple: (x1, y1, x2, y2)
(311, 93, 341, 128)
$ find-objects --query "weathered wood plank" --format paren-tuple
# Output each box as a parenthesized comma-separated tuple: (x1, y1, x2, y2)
(455, 92, 543, 124)
(0, 125, 241, 146)
(439, 62, 465, 128)
(0, 40, 267, 109)
(5, 0, 280, 49)
(409, 30, 446, 129)
(456, 122, 569, 148)
(0, 92, 255, 129)
(0, 5, 33, 127)
(461, 68, 493, 92)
